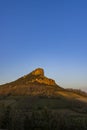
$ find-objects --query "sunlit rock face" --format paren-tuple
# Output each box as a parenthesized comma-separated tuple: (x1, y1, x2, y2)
(31, 68, 44, 76)
(30, 68, 56, 86)
(33, 77, 56, 86)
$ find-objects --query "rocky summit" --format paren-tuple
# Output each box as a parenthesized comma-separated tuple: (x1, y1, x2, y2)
(31, 68, 44, 76)
(29, 68, 56, 86)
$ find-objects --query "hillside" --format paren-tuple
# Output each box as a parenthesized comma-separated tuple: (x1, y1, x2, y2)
(0, 68, 87, 130)
(0, 68, 87, 100)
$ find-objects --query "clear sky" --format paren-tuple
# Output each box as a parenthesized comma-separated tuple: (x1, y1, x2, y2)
(0, 0, 87, 91)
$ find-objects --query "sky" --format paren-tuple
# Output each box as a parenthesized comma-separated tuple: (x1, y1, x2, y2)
(0, 0, 87, 91)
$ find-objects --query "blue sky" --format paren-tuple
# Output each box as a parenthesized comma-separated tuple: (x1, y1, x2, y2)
(0, 0, 87, 91)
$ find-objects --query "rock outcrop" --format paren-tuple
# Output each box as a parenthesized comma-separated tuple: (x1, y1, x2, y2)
(31, 68, 44, 76)
(29, 68, 56, 86)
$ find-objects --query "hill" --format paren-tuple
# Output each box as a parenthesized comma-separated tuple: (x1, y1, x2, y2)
(0, 68, 87, 100)
(0, 68, 87, 130)
(0, 68, 62, 96)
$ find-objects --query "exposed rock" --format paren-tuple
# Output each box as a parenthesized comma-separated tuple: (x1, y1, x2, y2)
(31, 77, 56, 85)
(29, 68, 56, 86)
(31, 68, 44, 76)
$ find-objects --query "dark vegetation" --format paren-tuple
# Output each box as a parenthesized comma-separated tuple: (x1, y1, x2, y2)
(0, 95, 87, 130)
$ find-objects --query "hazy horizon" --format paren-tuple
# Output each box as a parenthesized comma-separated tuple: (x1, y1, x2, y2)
(0, 0, 87, 91)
